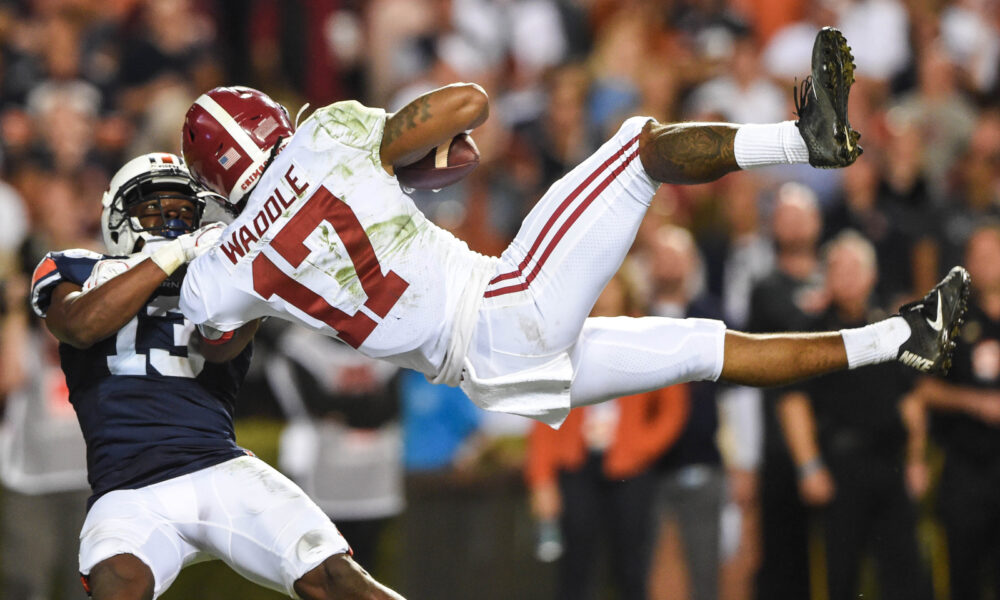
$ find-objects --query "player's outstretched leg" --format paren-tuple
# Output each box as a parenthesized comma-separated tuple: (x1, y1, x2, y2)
(637, 26, 861, 185)
(721, 266, 970, 385)
(481, 27, 863, 389)
(294, 553, 406, 600)
(569, 268, 969, 407)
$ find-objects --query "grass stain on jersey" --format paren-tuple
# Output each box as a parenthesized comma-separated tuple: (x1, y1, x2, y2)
(334, 266, 361, 289)
(365, 214, 421, 259)
(316, 225, 346, 261)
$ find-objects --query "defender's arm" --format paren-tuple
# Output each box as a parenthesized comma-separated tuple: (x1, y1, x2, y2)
(379, 83, 489, 171)
(44, 260, 169, 349)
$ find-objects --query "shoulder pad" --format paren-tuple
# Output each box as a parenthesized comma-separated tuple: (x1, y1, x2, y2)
(30, 249, 105, 318)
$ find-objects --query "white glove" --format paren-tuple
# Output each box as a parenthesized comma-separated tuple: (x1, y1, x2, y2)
(149, 222, 226, 275)
(177, 222, 226, 262)
(81, 255, 146, 292)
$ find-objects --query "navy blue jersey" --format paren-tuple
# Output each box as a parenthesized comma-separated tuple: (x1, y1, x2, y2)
(30, 249, 251, 506)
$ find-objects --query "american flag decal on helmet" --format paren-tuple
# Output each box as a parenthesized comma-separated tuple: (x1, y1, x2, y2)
(219, 147, 241, 170)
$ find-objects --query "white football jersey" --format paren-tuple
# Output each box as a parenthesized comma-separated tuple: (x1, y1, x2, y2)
(180, 101, 494, 376)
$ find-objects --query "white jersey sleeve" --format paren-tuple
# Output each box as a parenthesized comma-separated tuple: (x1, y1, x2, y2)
(180, 252, 268, 331)
(309, 100, 386, 155)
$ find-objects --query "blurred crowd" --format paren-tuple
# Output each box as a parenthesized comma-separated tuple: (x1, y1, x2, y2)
(1, 0, 1000, 598)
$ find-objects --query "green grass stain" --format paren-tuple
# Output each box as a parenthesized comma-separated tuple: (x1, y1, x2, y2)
(365, 215, 421, 257)
(334, 266, 358, 288)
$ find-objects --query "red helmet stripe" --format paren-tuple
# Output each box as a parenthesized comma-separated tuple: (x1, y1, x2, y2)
(184, 103, 254, 196)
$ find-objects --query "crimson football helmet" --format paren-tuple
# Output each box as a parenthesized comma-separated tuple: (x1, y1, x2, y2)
(181, 86, 294, 211)
(101, 153, 217, 255)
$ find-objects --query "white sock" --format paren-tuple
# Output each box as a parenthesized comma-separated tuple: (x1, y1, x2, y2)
(839, 316, 912, 369)
(733, 121, 810, 169)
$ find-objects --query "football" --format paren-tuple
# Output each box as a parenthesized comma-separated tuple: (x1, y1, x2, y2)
(395, 133, 480, 190)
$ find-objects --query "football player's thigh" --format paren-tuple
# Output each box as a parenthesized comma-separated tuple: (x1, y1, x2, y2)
(187, 456, 350, 597)
(79, 489, 199, 599)
(485, 116, 656, 353)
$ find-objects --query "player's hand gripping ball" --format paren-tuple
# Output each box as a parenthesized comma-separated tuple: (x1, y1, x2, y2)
(395, 133, 480, 190)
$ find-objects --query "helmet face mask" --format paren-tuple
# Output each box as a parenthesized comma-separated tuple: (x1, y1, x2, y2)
(101, 153, 218, 255)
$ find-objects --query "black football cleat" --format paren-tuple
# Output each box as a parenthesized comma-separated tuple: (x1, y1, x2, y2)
(897, 266, 971, 374)
(794, 26, 863, 168)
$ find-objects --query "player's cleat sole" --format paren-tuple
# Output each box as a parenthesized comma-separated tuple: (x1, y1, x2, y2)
(897, 266, 971, 375)
(794, 26, 863, 168)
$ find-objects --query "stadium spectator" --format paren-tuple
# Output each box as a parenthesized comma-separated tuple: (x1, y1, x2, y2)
(400, 368, 482, 473)
(939, 0, 1000, 97)
(891, 41, 977, 200)
(837, 0, 912, 83)
(933, 108, 1000, 277)
(644, 225, 728, 600)
(876, 114, 938, 300)
(0, 273, 89, 600)
(762, 1, 839, 81)
(687, 33, 787, 125)
(266, 320, 404, 577)
(777, 230, 932, 600)
(116, 0, 217, 115)
(517, 62, 599, 190)
(824, 155, 926, 307)
(525, 261, 689, 600)
(751, 183, 825, 600)
(910, 223, 1000, 600)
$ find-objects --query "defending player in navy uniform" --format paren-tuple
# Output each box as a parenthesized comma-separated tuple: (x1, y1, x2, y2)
(29, 154, 406, 600)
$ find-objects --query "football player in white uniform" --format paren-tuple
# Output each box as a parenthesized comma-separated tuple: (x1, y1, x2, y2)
(179, 29, 968, 431)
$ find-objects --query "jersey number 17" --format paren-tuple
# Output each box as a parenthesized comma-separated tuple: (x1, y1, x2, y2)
(251, 187, 409, 348)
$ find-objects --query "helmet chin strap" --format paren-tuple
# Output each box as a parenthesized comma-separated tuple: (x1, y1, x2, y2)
(294, 103, 310, 129)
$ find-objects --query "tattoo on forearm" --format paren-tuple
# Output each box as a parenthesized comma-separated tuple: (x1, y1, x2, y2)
(641, 123, 739, 184)
(384, 97, 433, 147)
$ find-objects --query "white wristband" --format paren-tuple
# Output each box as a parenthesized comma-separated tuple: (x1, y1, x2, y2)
(149, 239, 186, 275)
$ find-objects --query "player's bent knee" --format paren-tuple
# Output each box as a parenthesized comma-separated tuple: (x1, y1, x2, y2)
(87, 554, 155, 600)
(294, 553, 382, 600)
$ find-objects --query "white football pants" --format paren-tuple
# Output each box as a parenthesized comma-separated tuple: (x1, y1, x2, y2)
(78, 456, 349, 598)
(466, 117, 725, 424)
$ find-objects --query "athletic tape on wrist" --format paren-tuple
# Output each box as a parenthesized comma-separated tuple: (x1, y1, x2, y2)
(149, 240, 186, 275)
